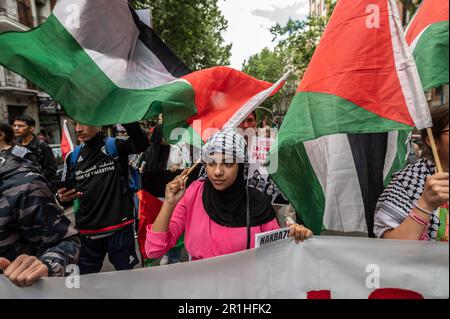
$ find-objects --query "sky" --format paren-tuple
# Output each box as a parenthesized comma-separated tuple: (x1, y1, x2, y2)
(218, 0, 310, 70)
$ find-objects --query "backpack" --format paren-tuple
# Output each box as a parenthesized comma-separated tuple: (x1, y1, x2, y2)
(69, 137, 140, 194)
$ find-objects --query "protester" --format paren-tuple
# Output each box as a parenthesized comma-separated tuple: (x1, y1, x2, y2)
(239, 111, 258, 131)
(145, 129, 313, 261)
(13, 116, 58, 183)
(140, 125, 189, 174)
(114, 123, 142, 236)
(57, 122, 149, 274)
(0, 122, 37, 164)
(0, 150, 80, 286)
(37, 132, 48, 143)
(139, 125, 190, 265)
(374, 106, 449, 241)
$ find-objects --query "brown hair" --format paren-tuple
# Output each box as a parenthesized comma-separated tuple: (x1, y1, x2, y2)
(421, 104, 449, 158)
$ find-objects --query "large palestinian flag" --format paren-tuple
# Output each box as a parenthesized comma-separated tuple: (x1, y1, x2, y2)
(0, 0, 284, 141)
(405, 0, 449, 90)
(269, 0, 432, 236)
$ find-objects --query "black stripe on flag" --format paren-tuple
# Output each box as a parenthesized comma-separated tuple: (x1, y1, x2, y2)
(129, 7, 192, 78)
(347, 133, 388, 238)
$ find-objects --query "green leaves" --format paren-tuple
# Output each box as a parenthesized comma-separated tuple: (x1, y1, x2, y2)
(242, 48, 297, 121)
(241, 2, 334, 120)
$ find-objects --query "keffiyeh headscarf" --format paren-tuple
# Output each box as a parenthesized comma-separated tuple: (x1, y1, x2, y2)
(201, 128, 249, 176)
(200, 129, 276, 228)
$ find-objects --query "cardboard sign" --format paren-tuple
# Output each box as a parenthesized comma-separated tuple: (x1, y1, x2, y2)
(255, 227, 290, 248)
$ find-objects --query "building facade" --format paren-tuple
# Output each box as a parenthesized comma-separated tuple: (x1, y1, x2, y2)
(0, 0, 65, 144)
(309, 0, 336, 17)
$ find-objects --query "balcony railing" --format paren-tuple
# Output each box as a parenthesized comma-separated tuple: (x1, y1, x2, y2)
(0, 67, 29, 90)
(0, 78, 29, 90)
(0, 1, 19, 21)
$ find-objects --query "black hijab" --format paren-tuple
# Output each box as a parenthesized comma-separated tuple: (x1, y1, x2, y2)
(142, 125, 170, 172)
(202, 163, 276, 228)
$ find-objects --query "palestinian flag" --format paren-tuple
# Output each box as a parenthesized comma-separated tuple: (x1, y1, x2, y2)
(405, 0, 449, 90)
(60, 119, 74, 161)
(0, 0, 284, 140)
(269, 0, 432, 236)
(181, 67, 288, 143)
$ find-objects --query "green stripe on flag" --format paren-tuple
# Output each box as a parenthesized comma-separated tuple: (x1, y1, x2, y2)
(384, 130, 411, 187)
(283, 92, 411, 143)
(413, 21, 449, 90)
(0, 15, 197, 128)
(269, 139, 325, 235)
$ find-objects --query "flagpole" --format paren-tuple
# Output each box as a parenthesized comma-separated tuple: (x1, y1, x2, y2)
(426, 127, 443, 173)
(187, 159, 202, 177)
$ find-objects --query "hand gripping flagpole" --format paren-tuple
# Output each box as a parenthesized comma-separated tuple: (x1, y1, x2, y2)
(186, 159, 202, 177)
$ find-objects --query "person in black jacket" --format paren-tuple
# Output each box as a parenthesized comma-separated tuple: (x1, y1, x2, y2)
(58, 122, 149, 274)
(0, 150, 80, 287)
(13, 116, 58, 183)
(0, 122, 38, 165)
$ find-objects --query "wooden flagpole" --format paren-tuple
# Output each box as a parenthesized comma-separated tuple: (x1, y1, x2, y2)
(426, 127, 443, 173)
(186, 159, 202, 177)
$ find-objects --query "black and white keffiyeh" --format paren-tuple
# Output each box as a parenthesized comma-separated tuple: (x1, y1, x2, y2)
(201, 128, 248, 168)
(374, 158, 440, 240)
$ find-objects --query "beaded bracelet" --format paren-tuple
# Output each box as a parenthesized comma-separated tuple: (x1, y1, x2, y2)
(413, 201, 434, 216)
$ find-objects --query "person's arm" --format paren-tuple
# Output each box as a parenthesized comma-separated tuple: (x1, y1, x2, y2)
(118, 122, 150, 156)
(145, 169, 189, 258)
(2, 177, 80, 286)
(383, 173, 449, 240)
(57, 153, 82, 203)
(152, 169, 189, 232)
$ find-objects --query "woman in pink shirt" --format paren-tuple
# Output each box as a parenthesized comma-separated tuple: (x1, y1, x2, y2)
(146, 129, 312, 261)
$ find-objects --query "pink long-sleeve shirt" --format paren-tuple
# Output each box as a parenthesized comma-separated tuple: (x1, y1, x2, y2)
(145, 180, 280, 261)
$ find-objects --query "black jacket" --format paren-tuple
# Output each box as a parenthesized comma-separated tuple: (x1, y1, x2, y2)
(64, 123, 149, 235)
(19, 135, 58, 182)
(0, 151, 80, 276)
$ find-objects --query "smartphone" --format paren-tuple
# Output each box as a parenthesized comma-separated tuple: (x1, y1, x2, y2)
(53, 180, 76, 191)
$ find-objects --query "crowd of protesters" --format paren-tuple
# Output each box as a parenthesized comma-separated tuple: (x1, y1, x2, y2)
(0, 104, 448, 287)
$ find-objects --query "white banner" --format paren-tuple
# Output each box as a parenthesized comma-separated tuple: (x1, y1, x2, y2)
(0, 236, 448, 299)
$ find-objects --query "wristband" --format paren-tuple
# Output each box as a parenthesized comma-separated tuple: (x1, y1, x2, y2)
(409, 211, 429, 226)
(413, 201, 434, 216)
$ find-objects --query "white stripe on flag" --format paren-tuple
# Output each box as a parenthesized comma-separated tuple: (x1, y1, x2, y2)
(304, 135, 368, 233)
(53, 0, 175, 90)
(63, 119, 74, 151)
(408, 26, 429, 52)
(383, 131, 400, 181)
(223, 71, 291, 130)
(388, 0, 432, 130)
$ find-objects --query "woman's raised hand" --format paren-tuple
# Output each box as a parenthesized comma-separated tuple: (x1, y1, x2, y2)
(165, 168, 190, 206)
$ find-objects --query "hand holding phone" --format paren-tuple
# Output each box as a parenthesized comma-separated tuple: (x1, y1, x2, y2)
(57, 187, 83, 203)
